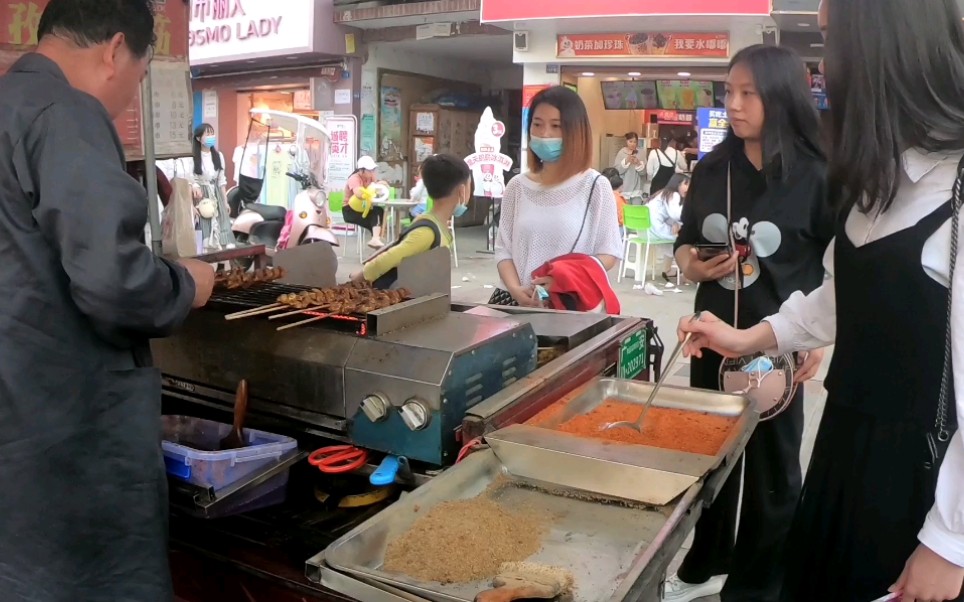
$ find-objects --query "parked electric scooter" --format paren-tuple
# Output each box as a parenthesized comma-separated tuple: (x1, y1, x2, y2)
(232, 170, 338, 251)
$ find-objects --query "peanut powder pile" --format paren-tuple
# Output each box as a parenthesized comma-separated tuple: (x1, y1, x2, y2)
(383, 496, 547, 584)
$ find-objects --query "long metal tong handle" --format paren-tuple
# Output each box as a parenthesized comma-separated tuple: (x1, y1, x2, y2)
(633, 313, 701, 427)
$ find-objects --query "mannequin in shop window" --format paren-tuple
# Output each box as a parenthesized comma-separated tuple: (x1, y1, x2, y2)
(158, 123, 235, 250)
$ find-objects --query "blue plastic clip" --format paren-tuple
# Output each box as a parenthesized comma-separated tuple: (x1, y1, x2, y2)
(370, 455, 400, 486)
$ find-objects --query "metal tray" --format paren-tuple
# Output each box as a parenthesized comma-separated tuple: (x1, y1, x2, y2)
(485, 378, 754, 505)
(323, 449, 675, 602)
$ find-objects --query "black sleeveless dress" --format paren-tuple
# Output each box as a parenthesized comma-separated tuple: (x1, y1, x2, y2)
(781, 201, 962, 601)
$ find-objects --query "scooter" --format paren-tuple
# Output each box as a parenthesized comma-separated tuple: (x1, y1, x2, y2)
(232, 170, 338, 252)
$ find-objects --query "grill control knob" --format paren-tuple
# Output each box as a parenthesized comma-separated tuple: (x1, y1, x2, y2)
(399, 400, 430, 431)
(360, 394, 390, 423)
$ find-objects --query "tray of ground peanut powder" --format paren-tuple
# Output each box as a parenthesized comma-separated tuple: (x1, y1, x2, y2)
(323, 448, 679, 602)
(484, 377, 757, 506)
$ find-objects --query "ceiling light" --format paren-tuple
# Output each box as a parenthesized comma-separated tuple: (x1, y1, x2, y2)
(581, 72, 595, 77)
(628, 71, 641, 76)
(797, 22, 811, 27)
(677, 71, 691, 77)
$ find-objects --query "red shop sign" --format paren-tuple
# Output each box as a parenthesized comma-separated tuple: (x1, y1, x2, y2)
(482, 0, 771, 22)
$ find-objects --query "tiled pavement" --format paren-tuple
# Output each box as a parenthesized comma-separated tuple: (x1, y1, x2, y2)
(337, 226, 832, 602)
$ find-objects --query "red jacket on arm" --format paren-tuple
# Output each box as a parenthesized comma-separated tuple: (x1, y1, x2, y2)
(531, 253, 621, 314)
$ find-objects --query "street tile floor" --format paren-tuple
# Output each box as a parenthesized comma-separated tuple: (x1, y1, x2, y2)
(337, 226, 831, 602)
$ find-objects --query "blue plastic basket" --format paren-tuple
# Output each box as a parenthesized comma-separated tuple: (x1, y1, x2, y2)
(161, 415, 298, 492)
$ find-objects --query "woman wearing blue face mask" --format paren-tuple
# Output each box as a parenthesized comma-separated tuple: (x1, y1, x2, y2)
(158, 123, 235, 250)
(491, 86, 623, 307)
(351, 154, 470, 288)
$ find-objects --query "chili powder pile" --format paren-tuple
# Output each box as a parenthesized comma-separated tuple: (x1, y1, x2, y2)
(528, 398, 735, 456)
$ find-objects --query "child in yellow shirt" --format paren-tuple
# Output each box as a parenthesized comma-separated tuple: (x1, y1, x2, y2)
(351, 154, 471, 289)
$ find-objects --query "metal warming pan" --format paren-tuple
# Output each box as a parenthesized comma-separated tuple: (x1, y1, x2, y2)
(309, 378, 758, 602)
(487, 378, 753, 506)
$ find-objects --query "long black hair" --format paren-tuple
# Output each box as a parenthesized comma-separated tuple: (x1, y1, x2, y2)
(192, 123, 222, 176)
(652, 173, 690, 203)
(704, 44, 824, 182)
(825, 0, 964, 214)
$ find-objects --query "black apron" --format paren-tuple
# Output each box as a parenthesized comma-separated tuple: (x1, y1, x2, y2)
(781, 201, 961, 601)
(369, 219, 442, 289)
(649, 149, 677, 193)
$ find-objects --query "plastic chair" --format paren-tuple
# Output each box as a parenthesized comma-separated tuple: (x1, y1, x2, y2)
(327, 191, 354, 257)
(619, 205, 677, 285)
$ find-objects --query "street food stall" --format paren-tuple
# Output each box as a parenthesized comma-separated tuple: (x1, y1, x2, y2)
(154, 247, 759, 602)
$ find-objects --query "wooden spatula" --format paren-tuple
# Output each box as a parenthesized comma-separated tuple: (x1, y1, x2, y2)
(219, 379, 249, 450)
(474, 562, 572, 602)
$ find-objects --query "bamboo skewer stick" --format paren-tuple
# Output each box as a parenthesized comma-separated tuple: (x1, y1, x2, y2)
(276, 313, 332, 331)
(224, 304, 285, 320)
(268, 305, 331, 320)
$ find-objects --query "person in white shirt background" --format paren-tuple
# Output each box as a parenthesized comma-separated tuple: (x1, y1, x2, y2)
(492, 85, 623, 307)
(647, 135, 688, 193)
(647, 173, 689, 282)
(159, 123, 234, 250)
(678, 1, 964, 600)
(614, 132, 648, 204)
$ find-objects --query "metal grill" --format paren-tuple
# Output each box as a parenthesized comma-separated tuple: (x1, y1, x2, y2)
(207, 283, 370, 335)
(208, 283, 317, 310)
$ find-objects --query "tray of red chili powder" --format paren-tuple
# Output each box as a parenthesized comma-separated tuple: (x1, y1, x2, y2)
(486, 378, 758, 506)
(528, 398, 735, 456)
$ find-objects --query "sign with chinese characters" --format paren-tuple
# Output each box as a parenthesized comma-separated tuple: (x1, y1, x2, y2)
(482, 0, 770, 22)
(645, 110, 696, 125)
(557, 33, 729, 59)
(466, 107, 513, 199)
(188, 0, 314, 65)
(0, 0, 188, 58)
(325, 115, 357, 194)
(150, 62, 194, 157)
(697, 108, 729, 158)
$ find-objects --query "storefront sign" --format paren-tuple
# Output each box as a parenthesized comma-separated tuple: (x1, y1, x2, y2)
(558, 33, 729, 59)
(0, 0, 188, 58)
(645, 110, 695, 125)
(188, 0, 313, 65)
(325, 115, 357, 194)
(697, 108, 729, 158)
(466, 108, 513, 199)
(483, 0, 770, 22)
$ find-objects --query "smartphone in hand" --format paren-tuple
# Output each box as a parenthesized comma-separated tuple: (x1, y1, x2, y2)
(695, 243, 732, 261)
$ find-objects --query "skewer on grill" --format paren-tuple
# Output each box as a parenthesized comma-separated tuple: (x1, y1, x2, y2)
(224, 303, 287, 320)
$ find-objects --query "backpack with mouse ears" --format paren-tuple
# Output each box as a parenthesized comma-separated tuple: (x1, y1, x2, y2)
(717, 165, 798, 420)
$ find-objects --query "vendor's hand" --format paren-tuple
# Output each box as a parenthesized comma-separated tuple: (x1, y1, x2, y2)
(684, 248, 739, 282)
(672, 224, 682, 236)
(178, 258, 215, 308)
(891, 544, 964, 602)
(349, 272, 366, 284)
(192, 186, 203, 201)
(678, 311, 750, 359)
(509, 284, 540, 307)
(793, 348, 825, 384)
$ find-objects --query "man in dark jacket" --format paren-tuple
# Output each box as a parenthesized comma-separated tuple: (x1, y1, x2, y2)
(0, 1, 214, 600)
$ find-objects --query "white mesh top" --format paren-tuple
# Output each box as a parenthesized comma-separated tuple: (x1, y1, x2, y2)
(495, 169, 624, 287)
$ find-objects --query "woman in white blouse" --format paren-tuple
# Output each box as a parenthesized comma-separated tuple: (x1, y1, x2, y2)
(647, 173, 688, 281)
(159, 123, 234, 250)
(493, 86, 623, 307)
(678, 1, 964, 600)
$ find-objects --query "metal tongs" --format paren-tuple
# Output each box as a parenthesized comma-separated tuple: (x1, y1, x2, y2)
(604, 312, 702, 433)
